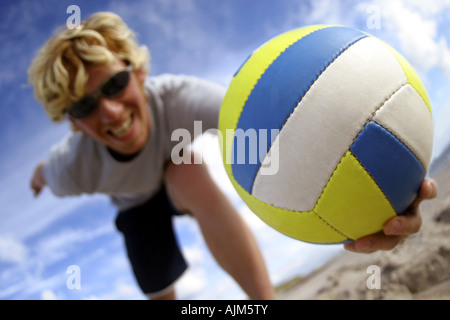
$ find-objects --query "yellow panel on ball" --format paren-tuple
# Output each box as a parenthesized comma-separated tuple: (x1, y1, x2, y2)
(314, 151, 397, 240)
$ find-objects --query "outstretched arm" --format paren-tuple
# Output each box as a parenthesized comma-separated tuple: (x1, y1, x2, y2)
(30, 161, 47, 197)
(164, 151, 275, 300)
(344, 178, 437, 253)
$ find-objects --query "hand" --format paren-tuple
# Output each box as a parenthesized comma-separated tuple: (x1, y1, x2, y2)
(344, 178, 437, 254)
(30, 161, 47, 197)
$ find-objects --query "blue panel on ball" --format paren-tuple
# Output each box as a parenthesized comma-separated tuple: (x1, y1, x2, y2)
(350, 121, 425, 214)
(232, 26, 368, 194)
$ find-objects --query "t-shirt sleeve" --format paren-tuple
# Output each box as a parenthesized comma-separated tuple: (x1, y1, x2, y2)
(42, 133, 87, 197)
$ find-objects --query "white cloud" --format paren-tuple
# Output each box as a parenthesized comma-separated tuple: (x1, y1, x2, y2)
(273, 0, 450, 75)
(16, 270, 68, 300)
(176, 267, 208, 299)
(34, 223, 113, 264)
(375, 0, 450, 73)
(182, 245, 205, 266)
(41, 289, 58, 300)
(306, 0, 348, 25)
(401, 0, 450, 16)
(0, 235, 28, 264)
(114, 281, 140, 298)
(85, 279, 143, 300)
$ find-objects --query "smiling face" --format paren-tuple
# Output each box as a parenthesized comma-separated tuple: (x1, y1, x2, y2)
(70, 59, 151, 156)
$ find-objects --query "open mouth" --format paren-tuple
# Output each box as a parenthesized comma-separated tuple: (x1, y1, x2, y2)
(108, 114, 134, 138)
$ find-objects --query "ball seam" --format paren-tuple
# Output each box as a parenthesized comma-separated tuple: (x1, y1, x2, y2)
(314, 81, 408, 208)
(312, 82, 408, 238)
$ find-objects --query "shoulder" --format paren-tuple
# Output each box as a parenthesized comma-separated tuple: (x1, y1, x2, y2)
(48, 131, 101, 165)
(55, 130, 96, 150)
(146, 73, 201, 88)
(145, 74, 226, 99)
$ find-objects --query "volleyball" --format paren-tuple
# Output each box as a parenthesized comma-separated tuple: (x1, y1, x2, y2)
(218, 25, 433, 244)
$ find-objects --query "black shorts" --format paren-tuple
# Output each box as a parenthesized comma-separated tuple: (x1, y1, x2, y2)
(115, 186, 187, 295)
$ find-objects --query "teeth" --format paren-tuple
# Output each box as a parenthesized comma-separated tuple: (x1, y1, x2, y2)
(110, 116, 133, 137)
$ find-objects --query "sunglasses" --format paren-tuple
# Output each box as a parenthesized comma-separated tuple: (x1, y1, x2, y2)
(65, 65, 134, 119)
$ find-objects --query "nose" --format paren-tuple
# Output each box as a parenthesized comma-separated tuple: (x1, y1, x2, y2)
(98, 97, 124, 122)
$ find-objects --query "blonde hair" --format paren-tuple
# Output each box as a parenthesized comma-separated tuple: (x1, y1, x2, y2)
(28, 12, 150, 122)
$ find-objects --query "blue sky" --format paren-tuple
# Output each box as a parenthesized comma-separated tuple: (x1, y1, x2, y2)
(1, 0, 449, 300)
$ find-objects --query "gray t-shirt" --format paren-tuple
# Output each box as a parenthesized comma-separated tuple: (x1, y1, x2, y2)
(43, 74, 225, 210)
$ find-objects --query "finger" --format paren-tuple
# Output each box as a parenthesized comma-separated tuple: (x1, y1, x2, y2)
(344, 233, 407, 254)
(31, 185, 41, 197)
(34, 187, 42, 197)
(410, 179, 437, 210)
(419, 179, 437, 200)
(383, 179, 434, 236)
(383, 213, 422, 236)
(31, 180, 42, 197)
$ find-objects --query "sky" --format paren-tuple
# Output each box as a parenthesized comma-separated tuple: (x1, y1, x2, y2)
(0, 0, 449, 300)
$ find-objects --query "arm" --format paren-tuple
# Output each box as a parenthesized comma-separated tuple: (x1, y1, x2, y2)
(344, 178, 437, 253)
(30, 160, 47, 197)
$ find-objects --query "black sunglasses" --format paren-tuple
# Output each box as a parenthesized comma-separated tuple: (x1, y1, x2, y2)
(65, 65, 134, 119)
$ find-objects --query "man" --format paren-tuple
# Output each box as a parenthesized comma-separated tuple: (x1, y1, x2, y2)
(29, 12, 436, 299)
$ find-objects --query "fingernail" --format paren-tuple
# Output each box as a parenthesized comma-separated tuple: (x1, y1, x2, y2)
(424, 180, 436, 198)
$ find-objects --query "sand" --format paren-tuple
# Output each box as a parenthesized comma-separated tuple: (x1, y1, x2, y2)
(277, 161, 450, 300)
